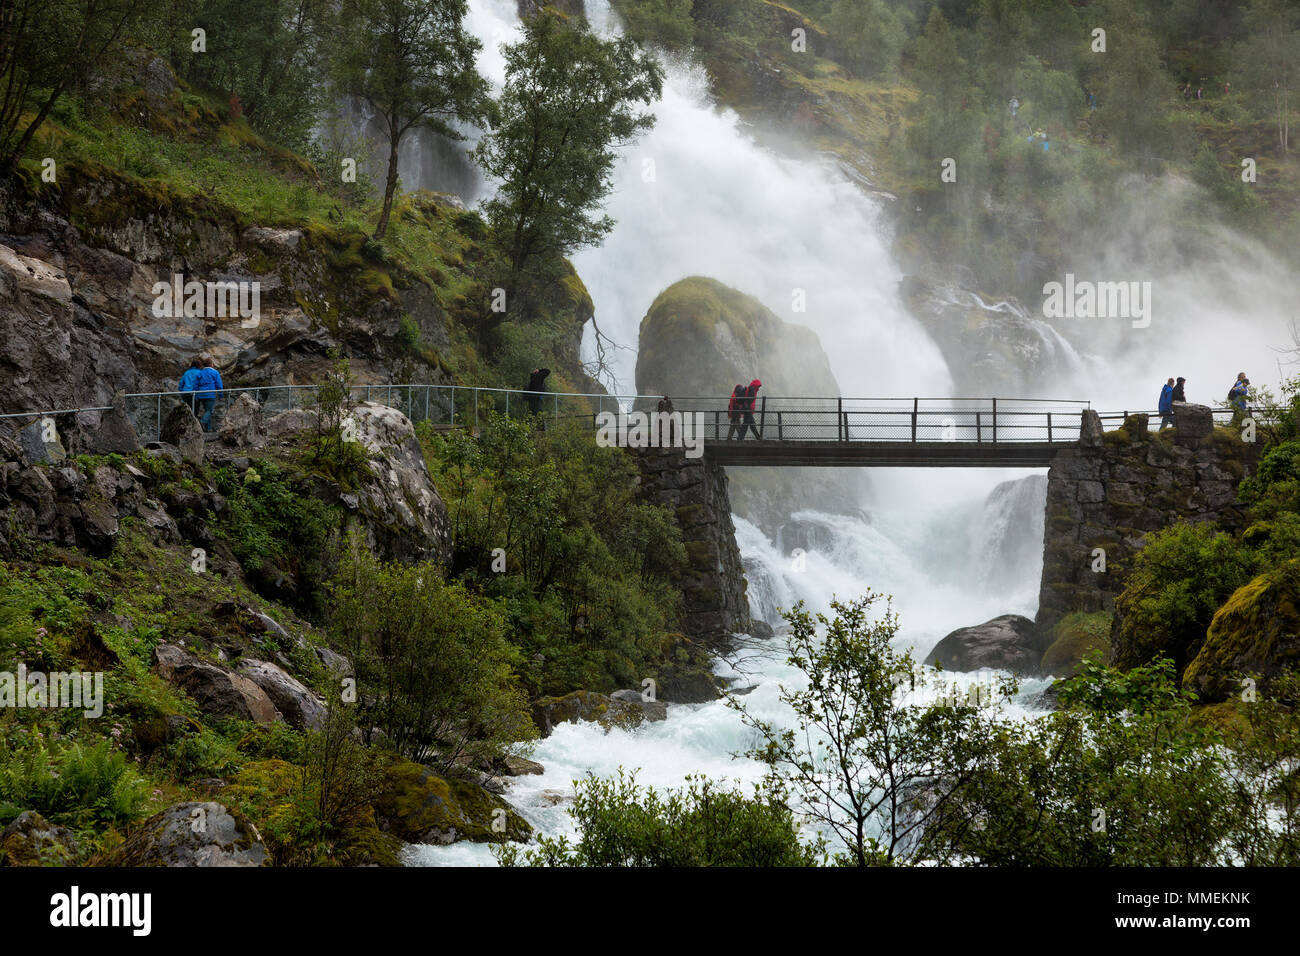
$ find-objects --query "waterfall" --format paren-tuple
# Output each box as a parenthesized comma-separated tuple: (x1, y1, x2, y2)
(405, 1, 1056, 866)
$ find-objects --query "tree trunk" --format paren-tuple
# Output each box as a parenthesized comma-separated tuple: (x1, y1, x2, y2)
(374, 130, 401, 240)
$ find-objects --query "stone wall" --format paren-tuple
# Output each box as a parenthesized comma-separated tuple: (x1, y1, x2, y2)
(632, 448, 752, 646)
(1037, 404, 1260, 631)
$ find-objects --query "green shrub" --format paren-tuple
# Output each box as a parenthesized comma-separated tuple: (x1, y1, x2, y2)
(0, 738, 149, 829)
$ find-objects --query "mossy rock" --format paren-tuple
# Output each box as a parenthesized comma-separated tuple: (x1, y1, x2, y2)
(373, 759, 531, 845)
(1183, 559, 1300, 703)
(0, 811, 78, 866)
(1186, 700, 1251, 743)
(1040, 611, 1112, 677)
(530, 689, 645, 736)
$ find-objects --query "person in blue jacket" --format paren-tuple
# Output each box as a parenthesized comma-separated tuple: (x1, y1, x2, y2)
(194, 355, 224, 432)
(1228, 373, 1250, 424)
(1158, 377, 1175, 429)
(178, 358, 202, 414)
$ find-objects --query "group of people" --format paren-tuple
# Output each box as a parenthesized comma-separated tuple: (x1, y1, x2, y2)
(177, 356, 225, 432)
(1157, 372, 1252, 428)
(726, 379, 763, 440)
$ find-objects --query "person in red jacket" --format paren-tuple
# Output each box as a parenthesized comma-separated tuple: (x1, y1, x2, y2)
(741, 379, 762, 439)
(726, 383, 745, 439)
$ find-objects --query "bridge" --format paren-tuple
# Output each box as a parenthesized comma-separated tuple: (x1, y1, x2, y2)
(0, 384, 1246, 468)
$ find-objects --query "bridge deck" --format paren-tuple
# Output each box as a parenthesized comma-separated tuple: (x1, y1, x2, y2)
(703, 439, 1065, 467)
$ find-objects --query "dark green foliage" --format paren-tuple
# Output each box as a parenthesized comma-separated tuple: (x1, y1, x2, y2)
(329, 542, 536, 771)
(496, 770, 822, 866)
(426, 415, 686, 694)
(0, 737, 149, 829)
(473, 10, 663, 322)
(1110, 521, 1261, 676)
(330, 0, 491, 239)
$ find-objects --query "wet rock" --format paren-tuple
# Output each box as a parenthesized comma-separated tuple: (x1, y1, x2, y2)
(610, 688, 670, 722)
(107, 802, 268, 867)
(530, 689, 654, 737)
(85, 390, 138, 455)
(1173, 402, 1214, 446)
(373, 760, 531, 845)
(924, 614, 1046, 675)
(217, 393, 266, 448)
(501, 756, 545, 776)
(17, 420, 66, 464)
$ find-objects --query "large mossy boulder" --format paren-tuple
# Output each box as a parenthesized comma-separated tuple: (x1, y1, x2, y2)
(373, 760, 531, 845)
(1183, 560, 1300, 703)
(635, 276, 837, 399)
(530, 689, 657, 737)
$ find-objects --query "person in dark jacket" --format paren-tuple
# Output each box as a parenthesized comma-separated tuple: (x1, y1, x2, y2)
(1172, 377, 1186, 404)
(525, 368, 550, 415)
(1158, 377, 1175, 429)
(741, 378, 762, 439)
(726, 384, 745, 439)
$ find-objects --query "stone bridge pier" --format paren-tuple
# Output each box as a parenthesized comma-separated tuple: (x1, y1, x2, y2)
(1036, 404, 1260, 632)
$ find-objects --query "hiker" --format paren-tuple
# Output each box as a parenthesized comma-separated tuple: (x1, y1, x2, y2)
(178, 358, 203, 414)
(741, 379, 762, 440)
(657, 396, 675, 446)
(1172, 377, 1187, 404)
(726, 383, 746, 439)
(1228, 372, 1250, 423)
(525, 368, 550, 415)
(1158, 377, 1175, 429)
(195, 354, 224, 432)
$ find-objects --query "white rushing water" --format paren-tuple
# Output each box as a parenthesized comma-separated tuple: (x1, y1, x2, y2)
(404, 0, 1059, 866)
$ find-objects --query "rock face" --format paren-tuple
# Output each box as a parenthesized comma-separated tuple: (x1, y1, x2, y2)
(108, 802, 268, 866)
(1183, 560, 1300, 703)
(632, 447, 751, 645)
(1037, 408, 1260, 632)
(154, 643, 281, 725)
(924, 615, 1046, 675)
(900, 276, 1089, 397)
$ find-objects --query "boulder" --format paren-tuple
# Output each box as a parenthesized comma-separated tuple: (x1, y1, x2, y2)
(1, 811, 78, 866)
(107, 802, 268, 866)
(153, 642, 281, 725)
(85, 390, 138, 455)
(501, 756, 545, 776)
(160, 401, 204, 465)
(1183, 560, 1300, 703)
(609, 688, 670, 722)
(530, 689, 655, 737)
(924, 614, 1046, 675)
(236, 659, 325, 730)
(373, 760, 531, 845)
(217, 393, 266, 448)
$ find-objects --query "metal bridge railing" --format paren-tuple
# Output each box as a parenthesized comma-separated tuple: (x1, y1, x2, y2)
(0, 388, 1106, 446)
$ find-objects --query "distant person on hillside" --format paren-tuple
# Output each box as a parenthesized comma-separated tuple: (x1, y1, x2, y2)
(178, 358, 202, 414)
(525, 368, 550, 415)
(1229, 372, 1250, 423)
(741, 379, 762, 440)
(1172, 377, 1187, 404)
(727, 384, 746, 439)
(195, 354, 224, 432)
(1158, 377, 1175, 429)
